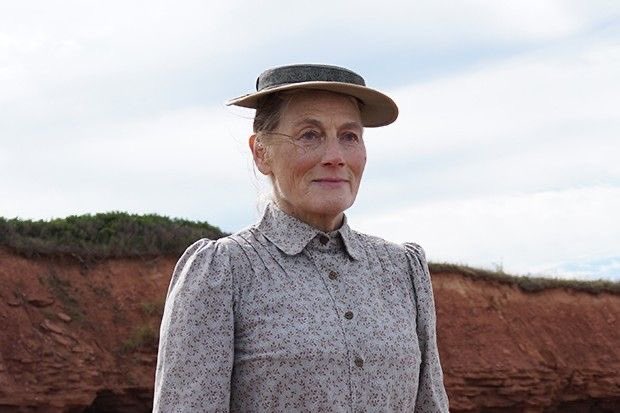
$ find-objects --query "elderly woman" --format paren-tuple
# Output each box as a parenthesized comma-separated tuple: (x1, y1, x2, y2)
(154, 64, 449, 412)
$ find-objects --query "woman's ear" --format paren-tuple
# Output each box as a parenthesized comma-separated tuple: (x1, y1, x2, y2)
(249, 134, 272, 176)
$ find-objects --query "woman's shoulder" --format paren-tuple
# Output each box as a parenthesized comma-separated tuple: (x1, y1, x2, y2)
(353, 231, 425, 259)
(354, 231, 426, 272)
(403, 241, 427, 263)
(176, 231, 250, 266)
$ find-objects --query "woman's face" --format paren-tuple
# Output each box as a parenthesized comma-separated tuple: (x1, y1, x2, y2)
(252, 90, 366, 231)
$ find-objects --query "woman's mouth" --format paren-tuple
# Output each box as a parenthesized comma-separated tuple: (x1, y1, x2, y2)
(312, 178, 348, 188)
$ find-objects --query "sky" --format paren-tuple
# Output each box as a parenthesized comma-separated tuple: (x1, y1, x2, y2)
(1, 1, 619, 280)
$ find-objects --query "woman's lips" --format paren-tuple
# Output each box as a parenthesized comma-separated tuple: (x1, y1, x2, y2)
(314, 178, 347, 182)
(312, 178, 348, 188)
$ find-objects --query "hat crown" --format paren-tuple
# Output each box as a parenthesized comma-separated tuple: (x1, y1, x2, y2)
(256, 64, 366, 92)
(227, 63, 398, 127)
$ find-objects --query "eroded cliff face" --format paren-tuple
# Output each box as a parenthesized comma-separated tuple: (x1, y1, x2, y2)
(0, 247, 619, 412)
(433, 274, 620, 412)
(0, 248, 170, 412)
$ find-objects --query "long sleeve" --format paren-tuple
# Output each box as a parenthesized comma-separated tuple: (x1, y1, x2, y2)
(404, 242, 450, 412)
(153, 238, 235, 413)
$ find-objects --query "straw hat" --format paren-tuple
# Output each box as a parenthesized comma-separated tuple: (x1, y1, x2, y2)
(226, 64, 398, 127)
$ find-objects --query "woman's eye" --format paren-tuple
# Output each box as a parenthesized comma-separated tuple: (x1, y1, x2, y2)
(299, 130, 322, 141)
(341, 131, 360, 143)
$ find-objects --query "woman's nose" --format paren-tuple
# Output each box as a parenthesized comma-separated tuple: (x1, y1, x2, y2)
(320, 135, 345, 166)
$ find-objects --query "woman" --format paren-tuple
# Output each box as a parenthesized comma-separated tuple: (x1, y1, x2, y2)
(154, 64, 449, 412)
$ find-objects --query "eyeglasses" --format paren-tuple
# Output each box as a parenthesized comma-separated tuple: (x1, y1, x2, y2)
(262, 129, 363, 153)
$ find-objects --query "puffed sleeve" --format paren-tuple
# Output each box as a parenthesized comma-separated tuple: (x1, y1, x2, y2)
(404, 242, 450, 412)
(153, 238, 235, 413)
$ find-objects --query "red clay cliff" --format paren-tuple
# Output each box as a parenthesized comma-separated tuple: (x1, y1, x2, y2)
(0, 247, 618, 412)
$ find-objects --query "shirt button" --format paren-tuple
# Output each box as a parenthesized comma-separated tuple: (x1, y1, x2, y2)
(318, 235, 329, 245)
(344, 311, 354, 320)
(328, 271, 338, 280)
(354, 357, 364, 368)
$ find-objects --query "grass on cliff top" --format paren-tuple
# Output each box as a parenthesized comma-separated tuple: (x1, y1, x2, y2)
(429, 262, 620, 295)
(0, 212, 226, 259)
(1, 212, 617, 294)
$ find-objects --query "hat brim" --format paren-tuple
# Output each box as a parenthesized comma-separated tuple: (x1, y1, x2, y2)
(225, 81, 398, 128)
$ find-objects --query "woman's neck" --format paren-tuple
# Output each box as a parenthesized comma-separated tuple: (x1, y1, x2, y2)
(274, 200, 344, 232)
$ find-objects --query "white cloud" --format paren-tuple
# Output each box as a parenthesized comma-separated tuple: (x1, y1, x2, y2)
(1, 1, 618, 279)
(239, 0, 587, 44)
(348, 33, 620, 279)
(370, 38, 619, 159)
(1, 104, 258, 228)
(351, 186, 620, 279)
(354, 36, 620, 214)
(1, 0, 612, 106)
(555, 256, 620, 281)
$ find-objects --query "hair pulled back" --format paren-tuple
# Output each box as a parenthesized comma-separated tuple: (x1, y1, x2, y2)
(253, 93, 288, 133)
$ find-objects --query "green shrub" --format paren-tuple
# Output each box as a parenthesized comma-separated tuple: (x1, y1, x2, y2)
(0, 212, 226, 259)
(141, 300, 165, 317)
(121, 324, 159, 352)
(42, 270, 85, 322)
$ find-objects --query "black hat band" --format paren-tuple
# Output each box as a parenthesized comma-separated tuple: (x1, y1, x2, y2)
(256, 64, 366, 92)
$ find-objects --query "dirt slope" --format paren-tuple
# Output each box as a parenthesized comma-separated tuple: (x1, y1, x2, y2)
(0, 248, 171, 412)
(0, 248, 618, 412)
(434, 273, 620, 412)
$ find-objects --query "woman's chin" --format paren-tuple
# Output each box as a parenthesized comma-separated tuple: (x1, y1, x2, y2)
(308, 198, 355, 219)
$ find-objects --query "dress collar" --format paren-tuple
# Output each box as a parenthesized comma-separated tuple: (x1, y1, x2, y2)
(255, 202, 363, 260)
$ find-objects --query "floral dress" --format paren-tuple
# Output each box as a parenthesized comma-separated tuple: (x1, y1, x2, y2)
(154, 203, 449, 412)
